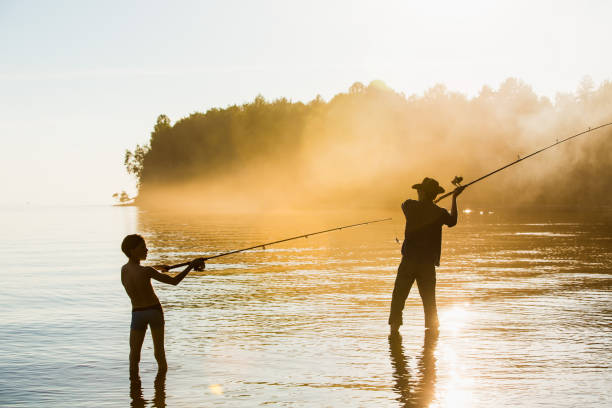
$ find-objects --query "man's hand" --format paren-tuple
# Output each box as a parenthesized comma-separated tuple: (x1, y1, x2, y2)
(452, 185, 466, 198)
(190, 258, 206, 271)
(154, 264, 171, 273)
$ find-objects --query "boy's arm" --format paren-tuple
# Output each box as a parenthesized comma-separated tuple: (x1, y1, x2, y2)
(147, 258, 205, 286)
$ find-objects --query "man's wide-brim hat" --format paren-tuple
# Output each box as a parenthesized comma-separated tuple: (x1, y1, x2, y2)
(412, 177, 445, 196)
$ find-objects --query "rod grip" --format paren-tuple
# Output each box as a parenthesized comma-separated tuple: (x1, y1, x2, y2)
(434, 190, 453, 203)
(168, 257, 210, 270)
(168, 261, 190, 270)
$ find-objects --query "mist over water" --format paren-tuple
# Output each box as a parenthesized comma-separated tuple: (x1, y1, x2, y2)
(1, 205, 610, 406)
(126, 78, 612, 212)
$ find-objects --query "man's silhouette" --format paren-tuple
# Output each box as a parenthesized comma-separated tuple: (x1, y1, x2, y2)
(389, 177, 464, 333)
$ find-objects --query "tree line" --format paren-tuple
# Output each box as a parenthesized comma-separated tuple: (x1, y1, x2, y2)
(124, 78, 612, 209)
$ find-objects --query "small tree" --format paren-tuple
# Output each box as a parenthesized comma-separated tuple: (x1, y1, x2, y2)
(113, 190, 133, 204)
(124, 144, 149, 187)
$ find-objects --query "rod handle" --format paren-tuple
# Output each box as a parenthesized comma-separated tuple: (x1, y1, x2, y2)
(167, 258, 209, 271)
(434, 189, 455, 203)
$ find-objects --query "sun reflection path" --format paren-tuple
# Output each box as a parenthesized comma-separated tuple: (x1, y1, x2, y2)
(434, 305, 475, 408)
(209, 383, 224, 396)
(440, 304, 470, 335)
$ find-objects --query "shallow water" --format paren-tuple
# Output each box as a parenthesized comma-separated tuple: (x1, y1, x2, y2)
(0, 205, 611, 407)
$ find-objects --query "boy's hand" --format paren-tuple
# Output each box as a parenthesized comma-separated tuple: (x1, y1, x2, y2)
(190, 258, 206, 271)
(154, 264, 171, 272)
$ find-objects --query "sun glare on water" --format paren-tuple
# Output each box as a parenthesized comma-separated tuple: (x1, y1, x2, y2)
(209, 384, 223, 396)
(440, 304, 470, 334)
(432, 305, 475, 408)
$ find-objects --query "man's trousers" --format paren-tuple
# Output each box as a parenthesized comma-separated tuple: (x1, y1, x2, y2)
(388, 257, 439, 329)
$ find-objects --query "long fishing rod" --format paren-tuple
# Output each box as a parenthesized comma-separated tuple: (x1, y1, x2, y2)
(163, 217, 392, 270)
(434, 121, 612, 203)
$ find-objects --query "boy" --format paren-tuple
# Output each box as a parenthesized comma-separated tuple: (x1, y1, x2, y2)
(121, 234, 205, 376)
(389, 177, 464, 333)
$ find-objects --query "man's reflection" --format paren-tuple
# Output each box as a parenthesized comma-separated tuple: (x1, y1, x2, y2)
(389, 330, 438, 407)
(130, 371, 167, 408)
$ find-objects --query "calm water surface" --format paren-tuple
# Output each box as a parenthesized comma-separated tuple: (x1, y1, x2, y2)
(0, 205, 611, 407)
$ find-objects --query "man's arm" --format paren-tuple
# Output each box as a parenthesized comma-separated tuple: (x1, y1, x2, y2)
(447, 186, 466, 227)
(147, 258, 205, 286)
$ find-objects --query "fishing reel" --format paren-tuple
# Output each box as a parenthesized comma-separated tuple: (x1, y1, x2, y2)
(192, 258, 207, 271)
(451, 176, 463, 188)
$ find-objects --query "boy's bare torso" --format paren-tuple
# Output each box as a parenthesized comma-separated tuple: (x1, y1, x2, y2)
(121, 263, 160, 308)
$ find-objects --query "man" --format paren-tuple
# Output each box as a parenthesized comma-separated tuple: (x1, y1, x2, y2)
(389, 177, 464, 333)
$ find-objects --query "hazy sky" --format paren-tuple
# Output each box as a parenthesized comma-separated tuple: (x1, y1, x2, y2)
(1, 0, 610, 205)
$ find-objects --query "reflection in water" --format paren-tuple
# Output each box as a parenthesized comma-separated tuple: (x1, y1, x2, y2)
(130, 371, 166, 408)
(153, 372, 167, 408)
(389, 330, 438, 407)
(2, 207, 611, 406)
(129, 375, 145, 408)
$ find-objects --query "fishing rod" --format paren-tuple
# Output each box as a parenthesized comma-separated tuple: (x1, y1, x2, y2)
(434, 121, 612, 203)
(162, 217, 392, 271)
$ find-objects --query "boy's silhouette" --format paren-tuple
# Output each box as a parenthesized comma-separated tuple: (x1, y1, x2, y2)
(121, 234, 204, 376)
(389, 178, 464, 333)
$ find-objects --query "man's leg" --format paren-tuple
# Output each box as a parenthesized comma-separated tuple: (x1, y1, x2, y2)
(129, 329, 146, 377)
(389, 257, 416, 332)
(415, 263, 439, 330)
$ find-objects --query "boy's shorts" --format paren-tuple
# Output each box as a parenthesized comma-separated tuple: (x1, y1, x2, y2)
(131, 303, 164, 330)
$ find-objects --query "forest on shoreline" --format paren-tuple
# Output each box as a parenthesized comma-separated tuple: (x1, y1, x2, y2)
(124, 78, 612, 211)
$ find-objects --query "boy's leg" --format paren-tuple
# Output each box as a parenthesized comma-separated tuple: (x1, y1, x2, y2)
(129, 329, 146, 376)
(153, 369, 167, 406)
(129, 372, 145, 406)
(415, 264, 439, 330)
(151, 326, 167, 373)
(389, 257, 416, 331)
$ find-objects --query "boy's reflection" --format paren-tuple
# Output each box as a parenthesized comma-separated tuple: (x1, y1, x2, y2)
(389, 330, 438, 407)
(130, 371, 167, 408)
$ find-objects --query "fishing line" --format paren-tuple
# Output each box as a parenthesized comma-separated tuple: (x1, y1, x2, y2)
(163, 217, 392, 271)
(434, 122, 612, 203)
